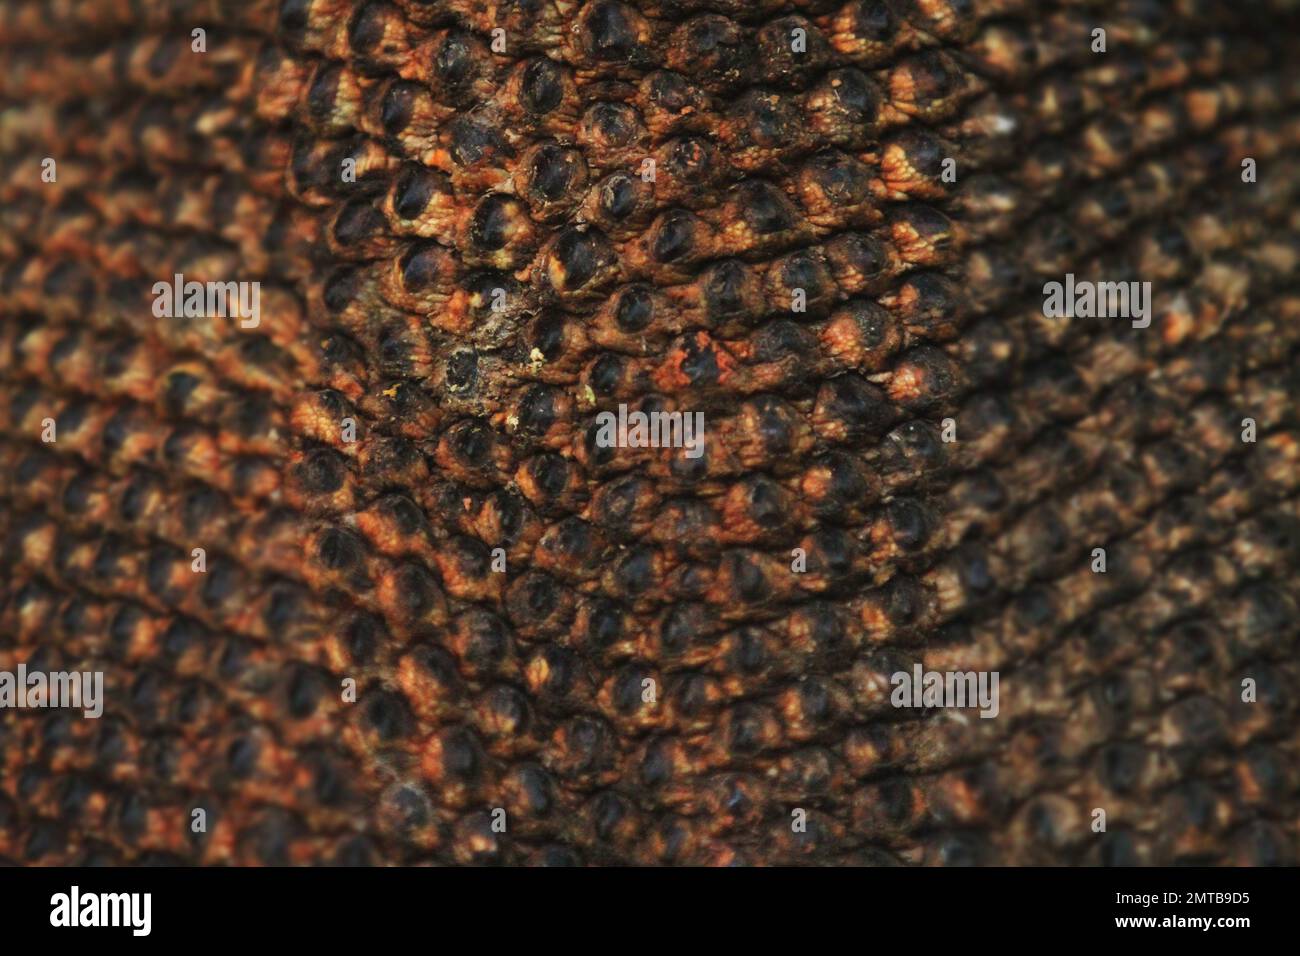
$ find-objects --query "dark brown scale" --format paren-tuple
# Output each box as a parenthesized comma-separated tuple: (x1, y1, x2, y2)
(458, 193, 538, 270)
(583, 171, 657, 238)
(754, 16, 834, 88)
(382, 159, 454, 236)
(666, 16, 756, 93)
(301, 61, 371, 137)
(820, 0, 917, 68)
(373, 80, 455, 153)
(572, 1, 658, 75)
(887, 50, 983, 123)
(347, 1, 414, 76)
(806, 68, 886, 150)
(534, 226, 621, 303)
(515, 143, 591, 224)
(498, 57, 581, 135)
(576, 100, 651, 171)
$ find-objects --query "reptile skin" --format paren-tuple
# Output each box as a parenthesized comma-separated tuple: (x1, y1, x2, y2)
(1, 0, 1298, 866)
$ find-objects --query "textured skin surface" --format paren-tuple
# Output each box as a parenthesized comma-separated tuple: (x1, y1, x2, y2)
(1, 0, 1299, 865)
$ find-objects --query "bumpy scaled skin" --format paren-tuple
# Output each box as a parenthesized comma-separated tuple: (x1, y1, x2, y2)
(1, 0, 1299, 866)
